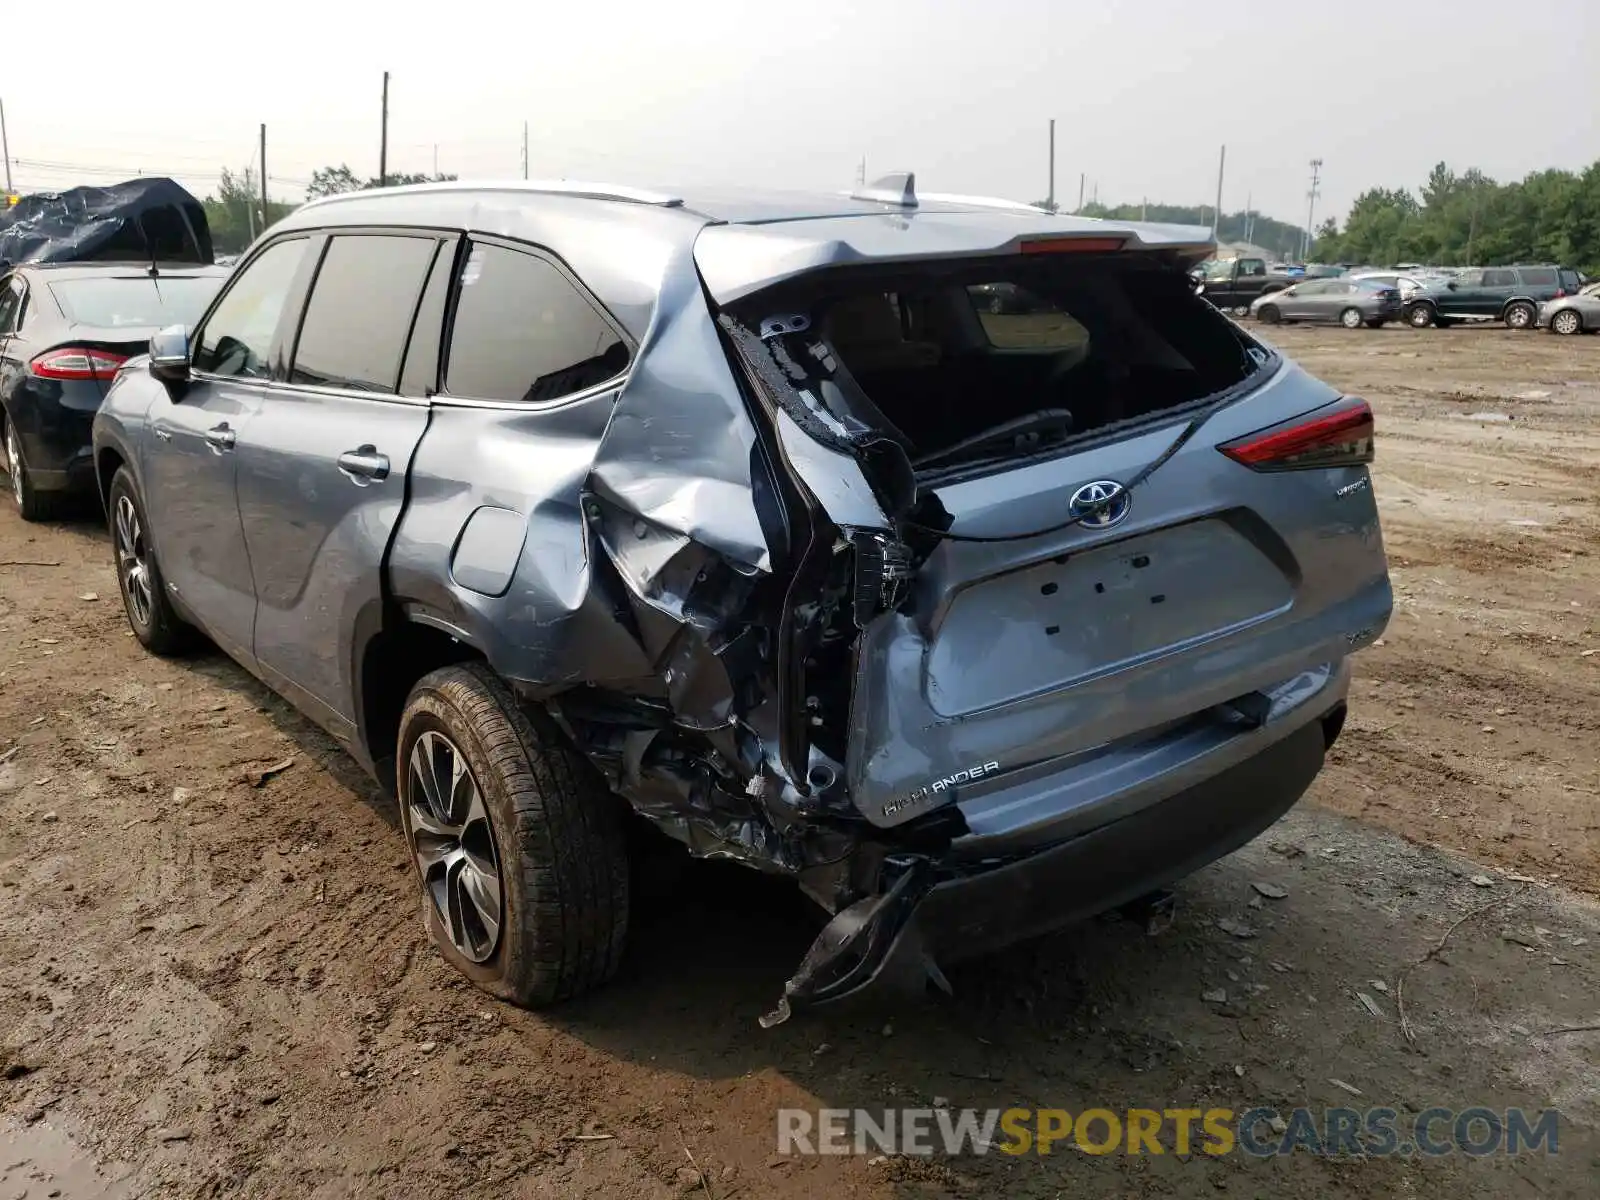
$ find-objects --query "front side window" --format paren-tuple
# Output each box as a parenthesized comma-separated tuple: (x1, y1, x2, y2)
(1483, 268, 1516, 287)
(193, 239, 310, 378)
(444, 241, 628, 404)
(291, 234, 438, 393)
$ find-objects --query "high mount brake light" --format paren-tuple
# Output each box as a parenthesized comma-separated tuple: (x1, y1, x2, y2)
(29, 347, 130, 381)
(1019, 236, 1127, 255)
(1220, 399, 1375, 472)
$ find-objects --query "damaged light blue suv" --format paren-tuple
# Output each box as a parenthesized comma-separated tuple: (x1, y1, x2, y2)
(91, 176, 1391, 1021)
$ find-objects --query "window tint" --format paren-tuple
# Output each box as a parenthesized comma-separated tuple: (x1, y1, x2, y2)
(1518, 267, 1557, 286)
(399, 242, 453, 397)
(444, 242, 628, 403)
(291, 235, 438, 393)
(1559, 269, 1582, 291)
(1455, 270, 1484, 286)
(193, 239, 310, 378)
(966, 284, 1091, 351)
(1482, 268, 1517, 287)
(49, 276, 222, 328)
(0, 278, 20, 334)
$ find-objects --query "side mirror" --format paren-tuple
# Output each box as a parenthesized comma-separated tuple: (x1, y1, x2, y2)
(149, 324, 191, 384)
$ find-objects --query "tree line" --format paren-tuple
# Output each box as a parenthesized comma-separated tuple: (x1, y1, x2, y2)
(200, 164, 456, 253)
(1310, 161, 1600, 271)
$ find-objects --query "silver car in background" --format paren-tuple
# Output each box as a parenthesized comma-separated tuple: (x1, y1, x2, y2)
(1537, 288, 1600, 334)
(1251, 277, 1403, 328)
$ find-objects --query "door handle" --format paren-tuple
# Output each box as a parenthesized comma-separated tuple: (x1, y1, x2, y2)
(204, 423, 236, 452)
(153, 426, 173, 442)
(337, 445, 390, 484)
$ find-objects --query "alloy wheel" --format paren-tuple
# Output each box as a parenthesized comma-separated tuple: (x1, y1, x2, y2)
(5, 423, 22, 508)
(405, 730, 503, 963)
(114, 495, 154, 628)
(1506, 305, 1532, 329)
(1552, 310, 1581, 335)
(1341, 308, 1363, 329)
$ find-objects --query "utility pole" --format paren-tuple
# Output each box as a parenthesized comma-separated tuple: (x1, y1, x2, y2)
(0, 97, 11, 193)
(856, 156, 866, 187)
(1142, 197, 1148, 222)
(1212, 144, 1226, 237)
(1244, 191, 1253, 244)
(1077, 172, 1085, 213)
(521, 121, 529, 180)
(1046, 119, 1056, 212)
(259, 123, 268, 229)
(1303, 158, 1322, 261)
(379, 71, 389, 188)
(433, 144, 438, 176)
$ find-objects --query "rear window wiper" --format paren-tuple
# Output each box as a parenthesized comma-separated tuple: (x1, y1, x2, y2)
(913, 409, 1074, 470)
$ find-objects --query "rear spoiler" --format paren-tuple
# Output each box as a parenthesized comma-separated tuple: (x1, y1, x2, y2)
(694, 213, 1216, 305)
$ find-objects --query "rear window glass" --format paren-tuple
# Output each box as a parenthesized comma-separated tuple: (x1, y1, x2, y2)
(1519, 267, 1557, 286)
(444, 241, 628, 404)
(746, 258, 1265, 476)
(48, 276, 221, 328)
(1560, 269, 1582, 291)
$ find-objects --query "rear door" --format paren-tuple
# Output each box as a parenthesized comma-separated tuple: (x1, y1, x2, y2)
(1480, 268, 1518, 315)
(235, 231, 444, 744)
(142, 237, 316, 666)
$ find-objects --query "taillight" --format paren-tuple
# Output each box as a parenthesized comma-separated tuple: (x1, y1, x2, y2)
(28, 347, 130, 381)
(1220, 399, 1375, 471)
(1555, 289, 1567, 299)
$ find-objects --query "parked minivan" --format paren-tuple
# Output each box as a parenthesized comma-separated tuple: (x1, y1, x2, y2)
(92, 178, 1391, 1018)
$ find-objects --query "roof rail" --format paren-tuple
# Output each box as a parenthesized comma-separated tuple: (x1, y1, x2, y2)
(850, 172, 917, 208)
(299, 179, 685, 211)
(918, 192, 1051, 214)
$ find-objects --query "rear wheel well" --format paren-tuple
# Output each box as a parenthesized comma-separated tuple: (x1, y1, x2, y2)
(360, 620, 484, 793)
(95, 447, 126, 513)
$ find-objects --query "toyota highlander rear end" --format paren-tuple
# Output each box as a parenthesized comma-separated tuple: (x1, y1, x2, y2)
(675, 191, 1391, 1021)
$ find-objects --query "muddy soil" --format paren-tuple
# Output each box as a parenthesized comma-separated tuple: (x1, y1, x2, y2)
(1, 324, 1597, 1198)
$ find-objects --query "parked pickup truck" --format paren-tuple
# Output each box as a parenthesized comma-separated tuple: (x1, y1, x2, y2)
(1190, 257, 1297, 315)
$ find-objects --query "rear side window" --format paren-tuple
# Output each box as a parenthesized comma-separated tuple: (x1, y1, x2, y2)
(1518, 267, 1557, 287)
(399, 242, 454, 397)
(291, 234, 438, 393)
(0, 277, 21, 334)
(444, 241, 628, 404)
(1559, 269, 1582, 292)
(966, 285, 1091, 352)
(1483, 268, 1517, 287)
(193, 238, 310, 378)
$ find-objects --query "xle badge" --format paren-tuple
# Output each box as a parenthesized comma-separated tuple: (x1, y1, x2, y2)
(883, 760, 1002, 818)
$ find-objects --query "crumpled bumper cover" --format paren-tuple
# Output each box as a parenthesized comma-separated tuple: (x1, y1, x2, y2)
(763, 711, 1333, 1023)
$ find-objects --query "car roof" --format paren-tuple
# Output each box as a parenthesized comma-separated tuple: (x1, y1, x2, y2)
(11, 261, 229, 280)
(278, 178, 1217, 310)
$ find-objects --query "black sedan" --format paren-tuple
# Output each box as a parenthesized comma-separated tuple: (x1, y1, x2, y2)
(0, 262, 226, 519)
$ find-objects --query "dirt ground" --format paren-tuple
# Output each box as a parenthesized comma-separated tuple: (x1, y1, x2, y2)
(1, 324, 1597, 1198)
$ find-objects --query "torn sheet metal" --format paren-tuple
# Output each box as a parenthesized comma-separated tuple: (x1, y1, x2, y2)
(0, 178, 212, 268)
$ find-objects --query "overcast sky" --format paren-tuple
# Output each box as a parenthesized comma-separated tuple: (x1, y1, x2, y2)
(4, 1, 1594, 227)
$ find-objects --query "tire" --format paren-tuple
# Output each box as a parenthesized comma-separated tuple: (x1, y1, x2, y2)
(397, 663, 630, 1007)
(1258, 304, 1281, 325)
(1551, 308, 1583, 336)
(1503, 301, 1536, 330)
(107, 468, 196, 655)
(1340, 307, 1364, 329)
(1231, 305, 1251, 318)
(1406, 303, 1436, 328)
(3, 411, 61, 523)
